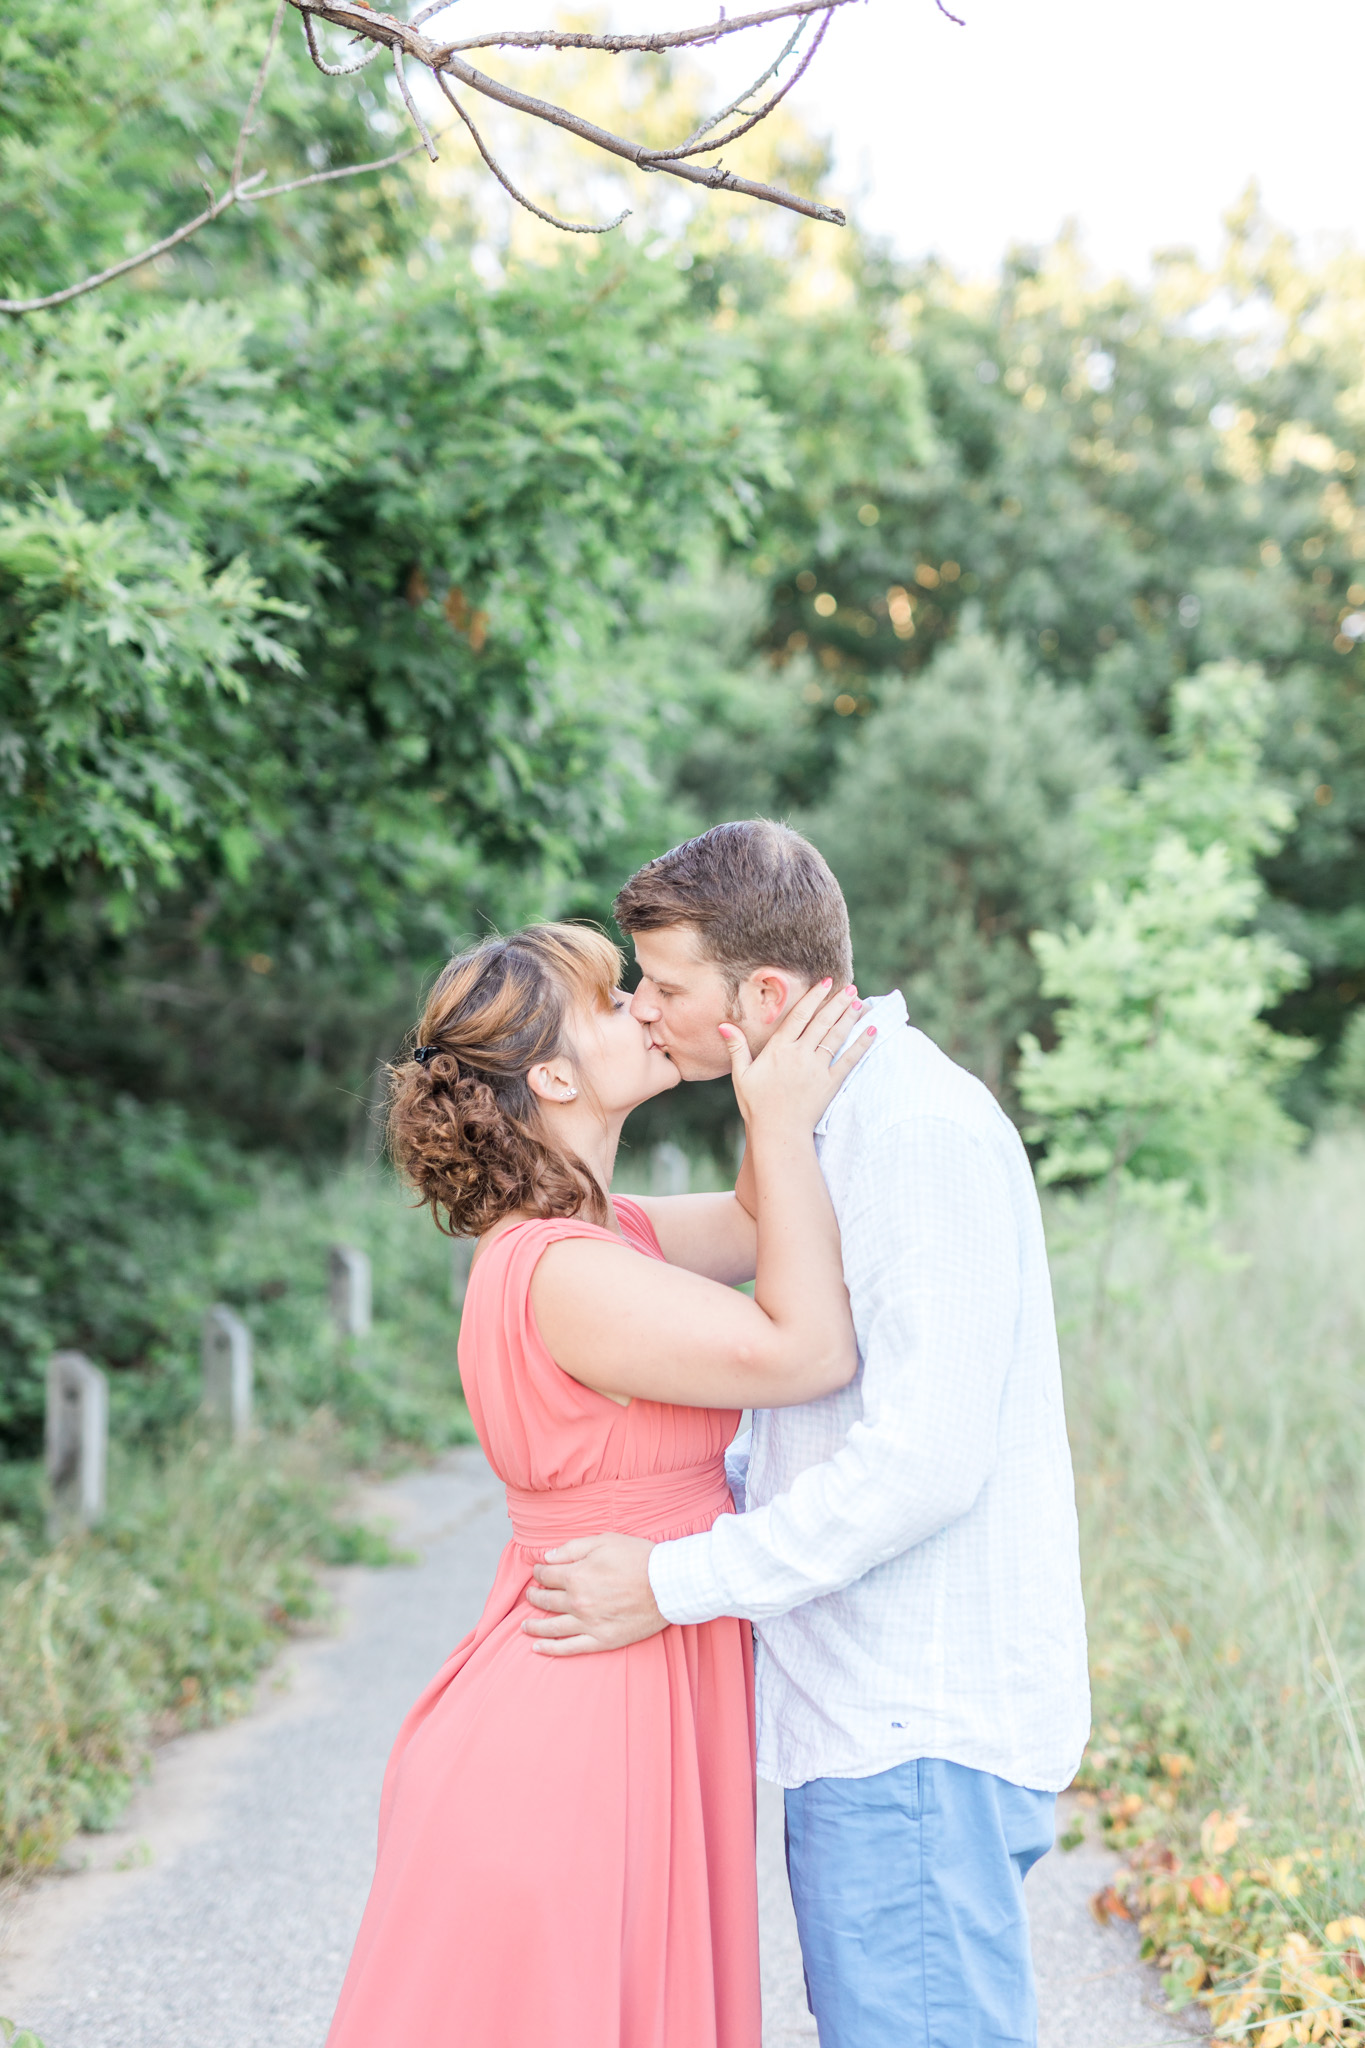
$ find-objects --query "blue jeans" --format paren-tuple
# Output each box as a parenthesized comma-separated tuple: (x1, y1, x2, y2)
(784, 1757, 1056, 2048)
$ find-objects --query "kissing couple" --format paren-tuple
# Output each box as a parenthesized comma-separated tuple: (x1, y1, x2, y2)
(326, 819, 1090, 2048)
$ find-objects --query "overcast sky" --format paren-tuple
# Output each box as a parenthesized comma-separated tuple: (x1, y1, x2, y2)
(777, 0, 1365, 277)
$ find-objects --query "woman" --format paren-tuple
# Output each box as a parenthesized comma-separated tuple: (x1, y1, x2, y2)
(326, 923, 871, 2048)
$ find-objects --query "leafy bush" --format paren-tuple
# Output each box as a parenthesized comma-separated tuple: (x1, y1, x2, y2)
(0, 1051, 242, 1452)
(1020, 664, 1311, 1203)
(0, 1055, 471, 1460)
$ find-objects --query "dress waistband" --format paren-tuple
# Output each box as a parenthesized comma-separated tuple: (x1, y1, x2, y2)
(504, 1460, 732, 1549)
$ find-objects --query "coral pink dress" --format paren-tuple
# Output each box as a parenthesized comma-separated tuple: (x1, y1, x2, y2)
(326, 1199, 761, 2048)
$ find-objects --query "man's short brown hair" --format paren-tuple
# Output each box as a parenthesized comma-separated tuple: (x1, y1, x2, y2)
(613, 820, 852, 994)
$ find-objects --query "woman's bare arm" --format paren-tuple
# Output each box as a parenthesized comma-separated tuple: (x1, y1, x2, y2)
(531, 982, 873, 1409)
(627, 1191, 757, 1285)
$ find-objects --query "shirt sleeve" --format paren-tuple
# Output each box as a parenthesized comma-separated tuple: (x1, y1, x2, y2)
(648, 1115, 1021, 1625)
(723, 1425, 751, 1514)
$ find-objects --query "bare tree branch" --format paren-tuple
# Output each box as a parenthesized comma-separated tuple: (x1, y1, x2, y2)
(437, 77, 630, 236)
(292, 0, 853, 226)
(300, 7, 382, 74)
(437, 43, 846, 225)
(6, 0, 858, 314)
(431, 0, 859, 58)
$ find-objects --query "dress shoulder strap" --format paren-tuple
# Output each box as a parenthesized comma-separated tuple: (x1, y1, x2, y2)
(610, 1196, 664, 1261)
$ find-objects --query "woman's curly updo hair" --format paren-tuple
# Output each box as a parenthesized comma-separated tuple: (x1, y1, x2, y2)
(387, 923, 620, 1238)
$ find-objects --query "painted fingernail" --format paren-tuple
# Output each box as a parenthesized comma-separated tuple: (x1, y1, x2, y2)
(868, 1026, 877, 1036)
(820, 976, 832, 988)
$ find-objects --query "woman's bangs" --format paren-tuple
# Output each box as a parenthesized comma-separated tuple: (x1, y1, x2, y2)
(533, 923, 623, 1014)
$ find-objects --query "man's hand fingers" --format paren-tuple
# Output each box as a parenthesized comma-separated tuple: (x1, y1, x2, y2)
(524, 1583, 574, 1612)
(531, 1561, 572, 1590)
(529, 1633, 606, 1657)
(541, 1538, 599, 1565)
(522, 1609, 584, 1638)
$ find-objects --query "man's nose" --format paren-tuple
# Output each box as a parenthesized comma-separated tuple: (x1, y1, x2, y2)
(631, 982, 661, 1023)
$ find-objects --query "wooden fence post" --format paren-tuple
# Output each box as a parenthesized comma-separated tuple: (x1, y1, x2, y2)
(329, 1244, 372, 1340)
(45, 1350, 108, 1535)
(202, 1305, 253, 1442)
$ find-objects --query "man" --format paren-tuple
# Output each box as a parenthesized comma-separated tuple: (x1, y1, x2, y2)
(526, 819, 1090, 2047)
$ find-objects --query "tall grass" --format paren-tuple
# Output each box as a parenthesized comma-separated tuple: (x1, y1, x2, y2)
(0, 1428, 387, 1879)
(1055, 1128, 1365, 2025)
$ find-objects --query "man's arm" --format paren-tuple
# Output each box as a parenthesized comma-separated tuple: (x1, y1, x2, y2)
(651, 1116, 1020, 1623)
(628, 1190, 756, 1285)
(525, 1115, 1021, 1651)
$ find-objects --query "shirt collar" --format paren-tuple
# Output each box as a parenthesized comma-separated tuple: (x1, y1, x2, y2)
(816, 989, 908, 1135)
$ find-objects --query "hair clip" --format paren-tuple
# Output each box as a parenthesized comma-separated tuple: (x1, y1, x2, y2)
(412, 1044, 440, 1064)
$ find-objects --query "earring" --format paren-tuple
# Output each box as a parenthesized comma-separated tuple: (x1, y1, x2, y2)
(563, 1088, 578, 1101)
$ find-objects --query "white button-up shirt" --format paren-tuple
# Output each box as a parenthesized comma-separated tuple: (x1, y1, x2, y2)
(648, 993, 1091, 1793)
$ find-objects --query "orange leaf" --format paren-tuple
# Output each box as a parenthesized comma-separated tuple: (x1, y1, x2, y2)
(1190, 1873, 1232, 1915)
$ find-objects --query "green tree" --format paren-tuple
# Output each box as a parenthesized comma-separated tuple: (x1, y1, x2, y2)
(0, 0, 787, 1442)
(1, 259, 781, 1140)
(684, 221, 1364, 1081)
(1018, 664, 1311, 1202)
(806, 632, 1112, 1096)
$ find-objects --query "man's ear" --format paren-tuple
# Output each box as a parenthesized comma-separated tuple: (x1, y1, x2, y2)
(738, 967, 797, 1028)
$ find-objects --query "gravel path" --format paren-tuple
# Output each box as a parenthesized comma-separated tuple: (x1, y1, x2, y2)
(0, 1452, 1202, 2047)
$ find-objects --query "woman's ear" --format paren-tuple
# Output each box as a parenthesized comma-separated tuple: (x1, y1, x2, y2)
(527, 1059, 579, 1106)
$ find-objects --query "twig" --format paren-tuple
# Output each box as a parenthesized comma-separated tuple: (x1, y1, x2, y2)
(670, 16, 808, 152)
(391, 43, 440, 161)
(232, 0, 288, 191)
(934, 0, 966, 20)
(0, 149, 420, 316)
(0, 175, 265, 315)
(645, 9, 832, 164)
(243, 143, 424, 204)
(437, 77, 629, 234)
